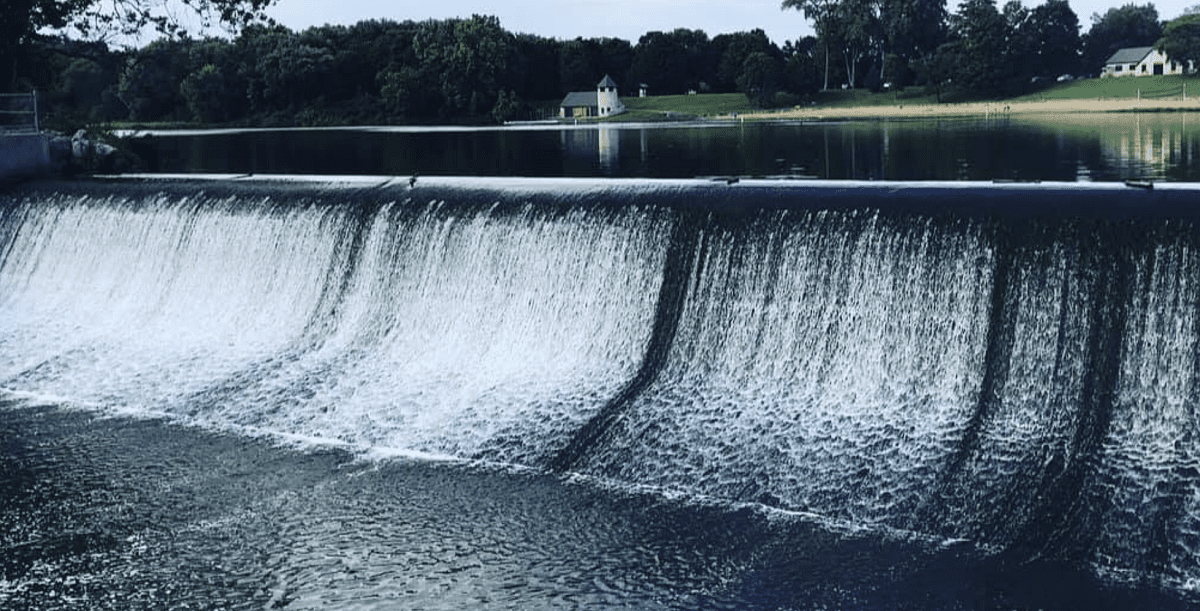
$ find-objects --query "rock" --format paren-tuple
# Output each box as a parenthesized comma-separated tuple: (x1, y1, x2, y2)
(71, 129, 91, 160)
(48, 135, 73, 163)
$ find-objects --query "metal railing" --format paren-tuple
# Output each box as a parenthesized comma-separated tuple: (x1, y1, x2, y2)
(0, 91, 39, 133)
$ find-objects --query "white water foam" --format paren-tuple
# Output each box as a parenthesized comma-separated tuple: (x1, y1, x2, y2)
(577, 210, 994, 525)
(0, 190, 668, 467)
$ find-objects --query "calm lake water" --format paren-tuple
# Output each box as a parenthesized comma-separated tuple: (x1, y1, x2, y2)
(128, 112, 1200, 181)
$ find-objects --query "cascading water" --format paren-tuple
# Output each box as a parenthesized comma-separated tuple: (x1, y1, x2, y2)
(0, 192, 350, 408)
(195, 198, 671, 463)
(2, 178, 1200, 606)
(574, 211, 995, 526)
(0, 185, 670, 464)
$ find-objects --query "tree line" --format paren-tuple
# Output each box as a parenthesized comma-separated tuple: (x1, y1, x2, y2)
(10, 16, 824, 127)
(791, 0, 1182, 100)
(2, 2, 1191, 127)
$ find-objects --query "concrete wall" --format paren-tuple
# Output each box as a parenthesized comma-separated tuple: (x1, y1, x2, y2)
(0, 133, 51, 181)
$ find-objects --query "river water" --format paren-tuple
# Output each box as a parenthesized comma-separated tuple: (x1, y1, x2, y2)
(127, 113, 1200, 181)
(5, 119, 1200, 610)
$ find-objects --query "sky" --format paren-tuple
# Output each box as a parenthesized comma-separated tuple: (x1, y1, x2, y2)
(263, 0, 1200, 46)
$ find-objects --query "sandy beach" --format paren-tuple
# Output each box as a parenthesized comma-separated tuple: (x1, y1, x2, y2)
(728, 97, 1200, 121)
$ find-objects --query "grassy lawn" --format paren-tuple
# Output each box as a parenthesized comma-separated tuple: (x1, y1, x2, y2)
(620, 93, 756, 117)
(1014, 75, 1200, 101)
(614, 88, 943, 119)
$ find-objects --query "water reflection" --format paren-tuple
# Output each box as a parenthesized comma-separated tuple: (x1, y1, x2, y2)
(129, 113, 1200, 181)
(561, 126, 622, 174)
(989, 113, 1191, 181)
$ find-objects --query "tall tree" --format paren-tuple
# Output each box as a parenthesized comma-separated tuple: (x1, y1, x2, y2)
(559, 37, 632, 94)
(712, 29, 780, 92)
(831, 0, 880, 88)
(1027, 0, 1082, 78)
(782, 36, 824, 93)
(117, 37, 195, 121)
(782, 0, 839, 90)
(512, 34, 562, 101)
(785, 0, 947, 90)
(2, 0, 274, 91)
(407, 15, 513, 119)
(1082, 3, 1162, 76)
(939, 0, 1010, 96)
(881, 0, 948, 60)
(1156, 13, 1200, 72)
(631, 29, 713, 94)
(738, 51, 784, 105)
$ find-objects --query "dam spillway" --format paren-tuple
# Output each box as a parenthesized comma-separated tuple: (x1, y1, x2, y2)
(2, 176, 1199, 609)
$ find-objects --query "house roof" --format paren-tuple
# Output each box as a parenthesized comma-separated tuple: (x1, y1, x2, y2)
(561, 91, 597, 108)
(597, 74, 618, 88)
(1105, 46, 1154, 65)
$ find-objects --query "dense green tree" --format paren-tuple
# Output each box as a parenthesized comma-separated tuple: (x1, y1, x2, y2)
(1082, 3, 1163, 76)
(491, 88, 521, 123)
(376, 15, 514, 121)
(117, 37, 194, 121)
(3, 0, 93, 90)
(839, 0, 883, 88)
(594, 37, 635, 91)
(27, 11, 847, 126)
(782, 0, 839, 90)
(1027, 0, 1082, 78)
(557, 36, 632, 94)
(738, 51, 785, 105)
(379, 65, 440, 121)
(180, 63, 235, 123)
(421, 15, 513, 117)
(917, 40, 960, 100)
(512, 34, 562, 101)
(60, 57, 115, 114)
(944, 0, 1009, 94)
(2, 0, 273, 91)
(782, 36, 824, 95)
(785, 0, 948, 90)
(1002, 0, 1037, 86)
(559, 38, 598, 92)
(19, 39, 127, 125)
(243, 26, 336, 112)
(631, 29, 714, 94)
(881, 0, 948, 60)
(330, 19, 421, 101)
(924, 0, 1072, 97)
(1157, 13, 1200, 72)
(712, 30, 780, 93)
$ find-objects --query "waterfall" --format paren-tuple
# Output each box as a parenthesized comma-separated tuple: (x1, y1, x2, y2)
(2, 178, 1199, 593)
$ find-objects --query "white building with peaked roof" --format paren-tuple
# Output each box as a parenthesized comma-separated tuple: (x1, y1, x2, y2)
(559, 75, 626, 119)
(1102, 46, 1193, 77)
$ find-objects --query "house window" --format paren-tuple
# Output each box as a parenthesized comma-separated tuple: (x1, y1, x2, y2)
(1115, 65, 1123, 72)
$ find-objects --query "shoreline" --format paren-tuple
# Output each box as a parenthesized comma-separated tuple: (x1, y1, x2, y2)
(725, 97, 1200, 121)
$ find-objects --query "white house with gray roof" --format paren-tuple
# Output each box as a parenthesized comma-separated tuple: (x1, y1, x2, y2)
(559, 75, 626, 119)
(1102, 46, 1193, 77)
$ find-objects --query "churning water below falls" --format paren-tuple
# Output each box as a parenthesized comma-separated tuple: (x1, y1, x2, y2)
(2, 176, 1200, 610)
